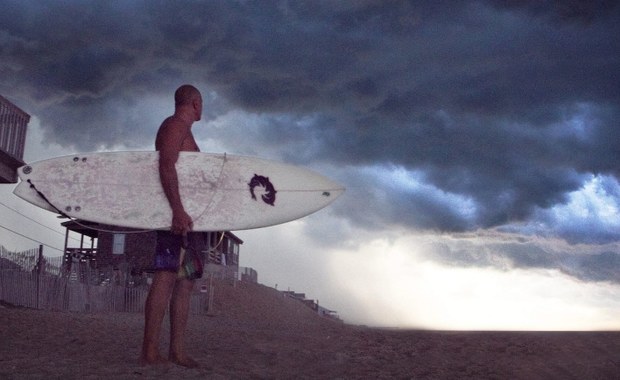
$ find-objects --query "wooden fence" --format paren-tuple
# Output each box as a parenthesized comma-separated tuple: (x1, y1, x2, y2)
(0, 246, 210, 314)
(0, 245, 63, 275)
(0, 269, 211, 314)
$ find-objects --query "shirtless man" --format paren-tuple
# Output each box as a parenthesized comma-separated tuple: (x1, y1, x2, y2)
(141, 84, 203, 367)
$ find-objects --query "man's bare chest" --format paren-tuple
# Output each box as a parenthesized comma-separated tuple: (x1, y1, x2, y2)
(180, 134, 200, 152)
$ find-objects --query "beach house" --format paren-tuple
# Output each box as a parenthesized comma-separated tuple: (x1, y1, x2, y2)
(60, 220, 255, 285)
(0, 95, 29, 184)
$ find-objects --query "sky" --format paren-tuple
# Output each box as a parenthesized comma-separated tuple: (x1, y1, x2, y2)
(1, 0, 619, 330)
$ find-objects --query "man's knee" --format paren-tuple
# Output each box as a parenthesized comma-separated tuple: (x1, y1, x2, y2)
(150, 271, 177, 292)
(176, 278, 195, 293)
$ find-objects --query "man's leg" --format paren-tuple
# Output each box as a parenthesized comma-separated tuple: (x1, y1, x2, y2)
(141, 271, 177, 365)
(168, 278, 199, 367)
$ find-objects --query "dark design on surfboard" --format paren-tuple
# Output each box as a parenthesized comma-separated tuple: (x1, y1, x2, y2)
(248, 174, 277, 206)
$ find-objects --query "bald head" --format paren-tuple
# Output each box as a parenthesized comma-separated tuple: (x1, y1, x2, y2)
(173, 84, 203, 122)
(174, 84, 201, 107)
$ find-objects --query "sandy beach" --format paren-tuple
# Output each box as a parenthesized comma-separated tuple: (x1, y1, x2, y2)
(1, 280, 619, 379)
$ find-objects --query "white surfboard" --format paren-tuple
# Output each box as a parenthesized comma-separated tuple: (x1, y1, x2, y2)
(13, 151, 344, 231)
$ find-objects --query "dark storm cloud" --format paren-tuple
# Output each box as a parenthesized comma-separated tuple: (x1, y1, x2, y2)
(426, 233, 620, 284)
(1, 1, 620, 239)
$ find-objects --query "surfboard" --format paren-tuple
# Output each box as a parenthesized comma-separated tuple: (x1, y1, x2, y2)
(12, 151, 345, 231)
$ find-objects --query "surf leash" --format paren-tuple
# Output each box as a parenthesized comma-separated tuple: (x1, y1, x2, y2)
(25, 179, 229, 240)
(27, 179, 72, 219)
(191, 152, 228, 226)
(26, 179, 155, 234)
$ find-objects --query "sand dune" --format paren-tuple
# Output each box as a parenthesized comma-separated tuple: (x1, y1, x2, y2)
(1, 279, 619, 379)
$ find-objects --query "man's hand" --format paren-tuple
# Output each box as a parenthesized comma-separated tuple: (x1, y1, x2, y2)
(172, 209, 193, 235)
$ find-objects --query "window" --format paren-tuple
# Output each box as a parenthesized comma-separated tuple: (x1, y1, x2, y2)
(112, 234, 126, 255)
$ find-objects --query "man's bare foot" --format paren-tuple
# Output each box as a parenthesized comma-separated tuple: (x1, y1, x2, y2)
(170, 354, 200, 368)
(140, 353, 170, 367)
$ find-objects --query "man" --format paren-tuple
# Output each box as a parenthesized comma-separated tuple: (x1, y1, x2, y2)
(141, 84, 203, 367)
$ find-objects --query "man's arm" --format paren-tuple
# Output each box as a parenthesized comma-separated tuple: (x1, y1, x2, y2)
(157, 121, 194, 235)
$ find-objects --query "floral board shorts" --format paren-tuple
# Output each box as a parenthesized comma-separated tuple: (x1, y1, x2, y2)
(153, 231, 205, 280)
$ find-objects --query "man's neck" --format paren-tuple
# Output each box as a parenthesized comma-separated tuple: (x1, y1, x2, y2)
(173, 109, 195, 126)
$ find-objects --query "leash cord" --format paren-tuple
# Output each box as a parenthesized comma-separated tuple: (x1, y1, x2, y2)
(26, 179, 155, 234)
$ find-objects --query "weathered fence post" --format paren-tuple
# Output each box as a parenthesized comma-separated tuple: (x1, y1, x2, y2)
(207, 274, 215, 315)
(35, 244, 43, 309)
